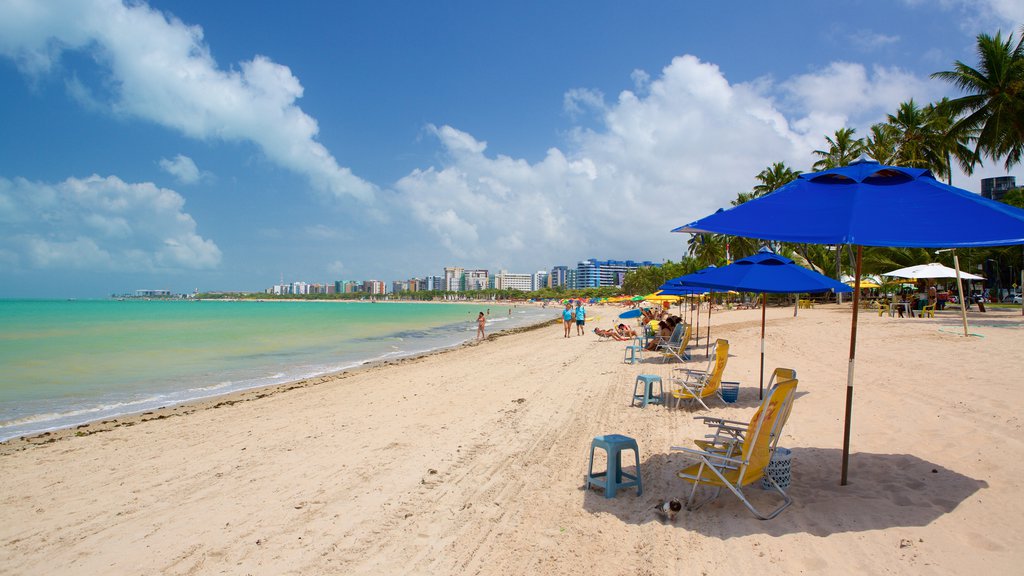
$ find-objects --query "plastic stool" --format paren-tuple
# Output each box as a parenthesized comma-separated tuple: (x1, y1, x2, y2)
(631, 374, 663, 407)
(624, 344, 643, 364)
(586, 434, 642, 498)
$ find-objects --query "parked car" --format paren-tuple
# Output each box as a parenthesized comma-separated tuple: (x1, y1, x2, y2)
(1003, 293, 1022, 304)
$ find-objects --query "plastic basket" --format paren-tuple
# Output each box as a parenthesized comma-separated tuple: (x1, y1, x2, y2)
(761, 447, 792, 489)
(719, 381, 739, 403)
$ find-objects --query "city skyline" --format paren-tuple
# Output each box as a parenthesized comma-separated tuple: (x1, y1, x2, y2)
(2, 1, 1022, 298)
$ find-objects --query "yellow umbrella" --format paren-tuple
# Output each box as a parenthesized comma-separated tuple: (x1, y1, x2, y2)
(847, 280, 881, 289)
(643, 291, 683, 302)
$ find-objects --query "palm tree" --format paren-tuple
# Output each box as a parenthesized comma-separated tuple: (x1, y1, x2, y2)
(887, 99, 948, 177)
(812, 128, 865, 170)
(864, 123, 900, 165)
(925, 98, 979, 184)
(753, 162, 801, 196)
(932, 27, 1024, 171)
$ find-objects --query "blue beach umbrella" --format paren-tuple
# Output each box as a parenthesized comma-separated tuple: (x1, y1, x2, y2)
(663, 252, 851, 397)
(674, 160, 1024, 485)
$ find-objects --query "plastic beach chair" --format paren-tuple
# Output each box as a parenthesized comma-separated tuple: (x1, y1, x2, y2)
(658, 323, 692, 363)
(669, 339, 733, 410)
(671, 377, 798, 520)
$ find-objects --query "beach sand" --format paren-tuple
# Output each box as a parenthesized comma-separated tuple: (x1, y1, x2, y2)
(1, 303, 1021, 575)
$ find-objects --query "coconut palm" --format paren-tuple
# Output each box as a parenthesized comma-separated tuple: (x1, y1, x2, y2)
(887, 99, 948, 177)
(925, 98, 980, 184)
(812, 128, 865, 170)
(753, 162, 801, 197)
(932, 27, 1024, 171)
(864, 123, 900, 165)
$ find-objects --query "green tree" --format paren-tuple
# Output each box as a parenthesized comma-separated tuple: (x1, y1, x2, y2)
(864, 123, 900, 165)
(812, 127, 865, 170)
(887, 99, 947, 176)
(932, 27, 1024, 171)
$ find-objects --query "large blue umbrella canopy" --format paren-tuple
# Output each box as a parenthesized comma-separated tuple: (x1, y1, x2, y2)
(662, 252, 851, 396)
(674, 160, 1024, 246)
(672, 160, 1024, 486)
(665, 252, 853, 294)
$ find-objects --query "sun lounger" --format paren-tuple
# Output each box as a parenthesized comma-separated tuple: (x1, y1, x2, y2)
(671, 376, 798, 520)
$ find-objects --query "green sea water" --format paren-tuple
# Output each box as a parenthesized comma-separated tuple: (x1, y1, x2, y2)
(0, 299, 551, 441)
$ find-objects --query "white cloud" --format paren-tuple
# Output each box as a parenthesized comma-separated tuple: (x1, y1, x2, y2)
(326, 260, 345, 276)
(0, 0, 376, 202)
(159, 154, 201, 184)
(394, 54, 974, 273)
(0, 174, 221, 271)
(848, 30, 900, 52)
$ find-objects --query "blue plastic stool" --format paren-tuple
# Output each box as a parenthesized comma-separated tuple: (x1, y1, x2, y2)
(586, 434, 642, 498)
(624, 344, 643, 364)
(631, 374, 663, 407)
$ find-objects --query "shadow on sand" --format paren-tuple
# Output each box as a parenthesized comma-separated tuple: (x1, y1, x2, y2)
(581, 447, 988, 538)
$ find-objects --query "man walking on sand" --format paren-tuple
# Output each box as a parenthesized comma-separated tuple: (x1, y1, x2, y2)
(575, 301, 586, 335)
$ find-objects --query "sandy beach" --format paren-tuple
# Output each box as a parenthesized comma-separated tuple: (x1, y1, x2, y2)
(1, 303, 1022, 575)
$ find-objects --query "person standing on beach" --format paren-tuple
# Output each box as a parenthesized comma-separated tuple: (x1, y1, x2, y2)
(477, 312, 486, 340)
(575, 301, 586, 335)
(562, 303, 574, 338)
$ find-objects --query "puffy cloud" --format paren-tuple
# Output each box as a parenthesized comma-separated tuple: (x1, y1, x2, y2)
(0, 174, 221, 271)
(158, 154, 201, 184)
(0, 0, 375, 202)
(395, 54, 953, 272)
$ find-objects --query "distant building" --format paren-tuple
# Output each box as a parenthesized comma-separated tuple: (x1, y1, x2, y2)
(464, 269, 489, 291)
(549, 265, 570, 288)
(444, 267, 464, 291)
(534, 270, 549, 290)
(981, 176, 1016, 201)
(135, 289, 171, 297)
(364, 280, 386, 294)
(493, 270, 534, 291)
(424, 276, 444, 291)
(576, 259, 659, 288)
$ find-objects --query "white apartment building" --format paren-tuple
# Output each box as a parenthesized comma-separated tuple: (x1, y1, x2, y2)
(494, 270, 534, 291)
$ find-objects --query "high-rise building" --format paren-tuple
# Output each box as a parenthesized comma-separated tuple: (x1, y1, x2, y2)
(494, 270, 534, 291)
(981, 176, 1017, 201)
(576, 259, 658, 288)
(549, 265, 570, 288)
(464, 269, 489, 291)
(534, 270, 549, 290)
(444, 267, 464, 291)
(424, 276, 444, 291)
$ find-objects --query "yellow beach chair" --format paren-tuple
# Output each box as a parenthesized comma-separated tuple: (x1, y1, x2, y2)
(692, 368, 797, 455)
(672, 377, 798, 520)
(919, 303, 936, 318)
(669, 339, 731, 410)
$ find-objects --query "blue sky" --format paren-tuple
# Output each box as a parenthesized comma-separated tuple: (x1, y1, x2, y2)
(1, 0, 1022, 298)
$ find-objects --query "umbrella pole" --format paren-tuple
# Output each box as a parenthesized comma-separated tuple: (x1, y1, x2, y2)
(706, 290, 713, 357)
(952, 250, 970, 337)
(694, 296, 700, 348)
(759, 291, 766, 400)
(841, 246, 863, 486)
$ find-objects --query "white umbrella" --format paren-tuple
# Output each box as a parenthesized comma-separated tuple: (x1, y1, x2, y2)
(883, 262, 985, 280)
(884, 262, 985, 336)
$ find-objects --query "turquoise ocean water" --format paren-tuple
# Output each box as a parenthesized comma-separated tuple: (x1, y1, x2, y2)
(0, 299, 553, 441)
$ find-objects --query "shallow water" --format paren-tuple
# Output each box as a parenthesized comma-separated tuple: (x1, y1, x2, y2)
(0, 299, 552, 441)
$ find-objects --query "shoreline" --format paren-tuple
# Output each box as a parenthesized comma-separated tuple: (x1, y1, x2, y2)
(0, 315, 560, 457)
